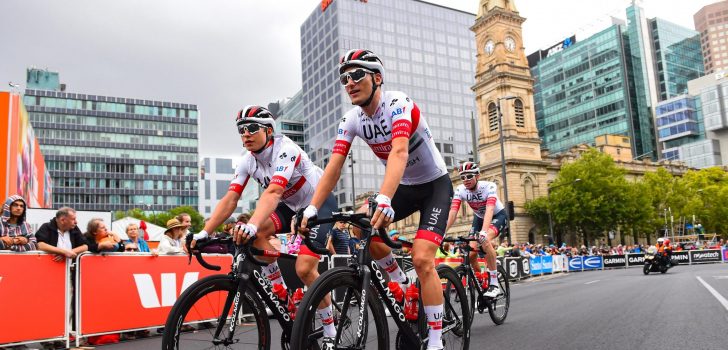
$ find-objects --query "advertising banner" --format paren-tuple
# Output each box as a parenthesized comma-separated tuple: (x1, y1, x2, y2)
(603, 255, 627, 268)
(505, 258, 520, 280)
(530, 255, 543, 275)
(521, 256, 531, 277)
(552, 255, 566, 272)
(78, 253, 232, 335)
(569, 256, 602, 271)
(0, 253, 67, 344)
(672, 251, 690, 265)
(541, 255, 554, 274)
(723, 248, 728, 262)
(689, 249, 722, 264)
(626, 254, 644, 267)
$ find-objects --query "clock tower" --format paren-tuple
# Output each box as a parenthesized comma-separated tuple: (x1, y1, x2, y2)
(471, 0, 547, 243)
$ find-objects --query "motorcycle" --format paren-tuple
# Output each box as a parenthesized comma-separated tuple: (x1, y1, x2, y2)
(643, 246, 676, 275)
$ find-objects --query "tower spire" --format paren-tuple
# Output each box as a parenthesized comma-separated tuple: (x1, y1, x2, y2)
(477, 0, 519, 18)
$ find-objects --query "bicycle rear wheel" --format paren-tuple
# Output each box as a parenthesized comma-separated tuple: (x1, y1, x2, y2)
(162, 274, 270, 350)
(289, 267, 389, 350)
(438, 264, 470, 350)
(487, 264, 510, 325)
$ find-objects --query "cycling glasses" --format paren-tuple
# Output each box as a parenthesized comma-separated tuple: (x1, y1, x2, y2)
(238, 123, 266, 135)
(339, 68, 374, 85)
(460, 174, 477, 180)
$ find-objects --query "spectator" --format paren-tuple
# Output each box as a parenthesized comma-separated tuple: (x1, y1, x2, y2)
(348, 227, 361, 257)
(155, 218, 186, 255)
(496, 242, 510, 257)
(36, 207, 88, 261)
(124, 223, 150, 252)
(84, 218, 121, 253)
(176, 213, 192, 235)
(236, 213, 250, 224)
(327, 221, 351, 255)
(0, 195, 36, 252)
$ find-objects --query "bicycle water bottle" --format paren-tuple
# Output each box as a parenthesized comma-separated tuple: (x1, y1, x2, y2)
(404, 285, 419, 321)
(289, 288, 304, 320)
(388, 281, 404, 304)
(272, 283, 288, 303)
(481, 271, 489, 289)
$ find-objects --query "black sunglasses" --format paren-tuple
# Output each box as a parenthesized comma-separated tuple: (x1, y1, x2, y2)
(460, 174, 477, 180)
(238, 123, 266, 135)
(339, 68, 374, 85)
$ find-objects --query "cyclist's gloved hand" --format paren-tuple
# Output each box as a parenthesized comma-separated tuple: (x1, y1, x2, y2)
(478, 230, 490, 245)
(375, 194, 395, 219)
(234, 223, 257, 245)
(298, 205, 318, 234)
(371, 194, 395, 229)
(188, 230, 208, 249)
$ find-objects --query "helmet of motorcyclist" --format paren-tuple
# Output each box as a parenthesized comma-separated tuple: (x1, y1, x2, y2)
(656, 237, 665, 245)
(664, 238, 670, 246)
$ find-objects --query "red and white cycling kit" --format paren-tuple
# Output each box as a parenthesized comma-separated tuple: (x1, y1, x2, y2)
(332, 90, 452, 245)
(229, 135, 337, 256)
(451, 182, 504, 219)
(332, 90, 447, 185)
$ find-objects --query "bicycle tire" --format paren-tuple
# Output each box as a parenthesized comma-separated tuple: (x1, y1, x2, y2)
(289, 266, 389, 350)
(437, 264, 470, 350)
(453, 265, 476, 322)
(162, 274, 270, 350)
(487, 264, 510, 325)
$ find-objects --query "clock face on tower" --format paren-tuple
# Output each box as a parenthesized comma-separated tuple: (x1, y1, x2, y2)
(504, 36, 516, 52)
(485, 40, 495, 56)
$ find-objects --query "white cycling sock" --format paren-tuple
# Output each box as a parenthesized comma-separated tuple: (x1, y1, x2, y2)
(489, 269, 498, 285)
(376, 253, 408, 283)
(317, 305, 336, 338)
(262, 261, 286, 287)
(425, 304, 443, 350)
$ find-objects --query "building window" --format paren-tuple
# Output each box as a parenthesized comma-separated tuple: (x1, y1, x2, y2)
(514, 99, 525, 128)
(488, 102, 498, 131)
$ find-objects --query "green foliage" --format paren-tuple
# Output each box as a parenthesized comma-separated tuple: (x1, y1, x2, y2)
(541, 150, 728, 244)
(114, 205, 205, 232)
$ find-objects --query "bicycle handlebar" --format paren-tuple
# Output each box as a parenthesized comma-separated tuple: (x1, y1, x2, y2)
(185, 234, 283, 270)
(440, 235, 479, 255)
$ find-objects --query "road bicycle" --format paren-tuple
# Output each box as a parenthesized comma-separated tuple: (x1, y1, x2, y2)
(289, 204, 470, 350)
(440, 234, 510, 326)
(161, 234, 317, 350)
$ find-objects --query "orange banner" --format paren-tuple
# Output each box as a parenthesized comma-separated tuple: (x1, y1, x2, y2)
(0, 253, 67, 344)
(78, 253, 232, 335)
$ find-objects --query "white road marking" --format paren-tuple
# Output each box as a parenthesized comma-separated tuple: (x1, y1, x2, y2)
(696, 276, 728, 312)
(713, 276, 728, 280)
(584, 280, 600, 285)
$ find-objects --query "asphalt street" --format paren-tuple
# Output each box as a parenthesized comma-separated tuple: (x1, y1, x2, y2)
(80, 263, 728, 350)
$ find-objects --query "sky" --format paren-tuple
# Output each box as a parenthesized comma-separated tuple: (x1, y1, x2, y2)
(0, 0, 718, 157)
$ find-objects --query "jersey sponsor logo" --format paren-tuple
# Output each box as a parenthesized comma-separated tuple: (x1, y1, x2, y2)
(465, 192, 485, 201)
(362, 119, 391, 140)
(276, 166, 287, 172)
(390, 107, 406, 117)
(132, 272, 199, 308)
(389, 98, 398, 106)
(279, 152, 287, 159)
(406, 156, 420, 167)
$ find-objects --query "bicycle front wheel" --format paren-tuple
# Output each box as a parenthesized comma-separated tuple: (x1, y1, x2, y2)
(453, 265, 476, 322)
(438, 264, 470, 350)
(289, 267, 389, 350)
(162, 274, 270, 350)
(487, 264, 510, 325)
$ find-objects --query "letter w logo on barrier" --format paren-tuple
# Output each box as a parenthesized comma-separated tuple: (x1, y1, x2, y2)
(133, 273, 199, 308)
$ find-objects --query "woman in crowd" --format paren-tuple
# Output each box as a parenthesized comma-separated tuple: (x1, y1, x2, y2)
(155, 218, 186, 255)
(123, 223, 150, 252)
(85, 218, 121, 253)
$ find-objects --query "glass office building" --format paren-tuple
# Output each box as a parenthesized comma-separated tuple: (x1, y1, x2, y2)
(655, 95, 704, 160)
(199, 157, 260, 217)
(300, 0, 477, 208)
(275, 90, 307, 150)
(24, 68, 199, 212)
(531, 2, 704, 159)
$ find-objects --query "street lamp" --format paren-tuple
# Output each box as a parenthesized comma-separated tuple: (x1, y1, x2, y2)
(497, 95, 517, 242)
(547, 178, 581, 246)
(348, 151, 356, 210)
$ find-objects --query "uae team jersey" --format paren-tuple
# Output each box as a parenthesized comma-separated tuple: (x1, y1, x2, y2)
(229, 135, 322, 211)
(332, 90, 447, 185)
(451, 181, 504, 219)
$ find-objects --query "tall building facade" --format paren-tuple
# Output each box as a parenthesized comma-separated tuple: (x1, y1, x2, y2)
(199, 156, 260, 218)
(695, 1, 728, 74)
(300, 0, 478, 208)
(530, 1, 704, 159)
(23, 68, 199, 212)
(274, 90, 307, 150)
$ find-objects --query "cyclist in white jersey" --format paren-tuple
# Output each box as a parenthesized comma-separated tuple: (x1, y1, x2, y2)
(191, 106, 340, 342)
(299, 49, 452, 350)
(445, 162, 508, 297)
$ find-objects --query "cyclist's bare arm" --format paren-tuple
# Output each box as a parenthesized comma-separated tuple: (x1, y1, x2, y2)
(203, 190, 242, 233)
(445, 198, 461, 233)
(248, 184, 284, 228)
(309, 153, 346, 210)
